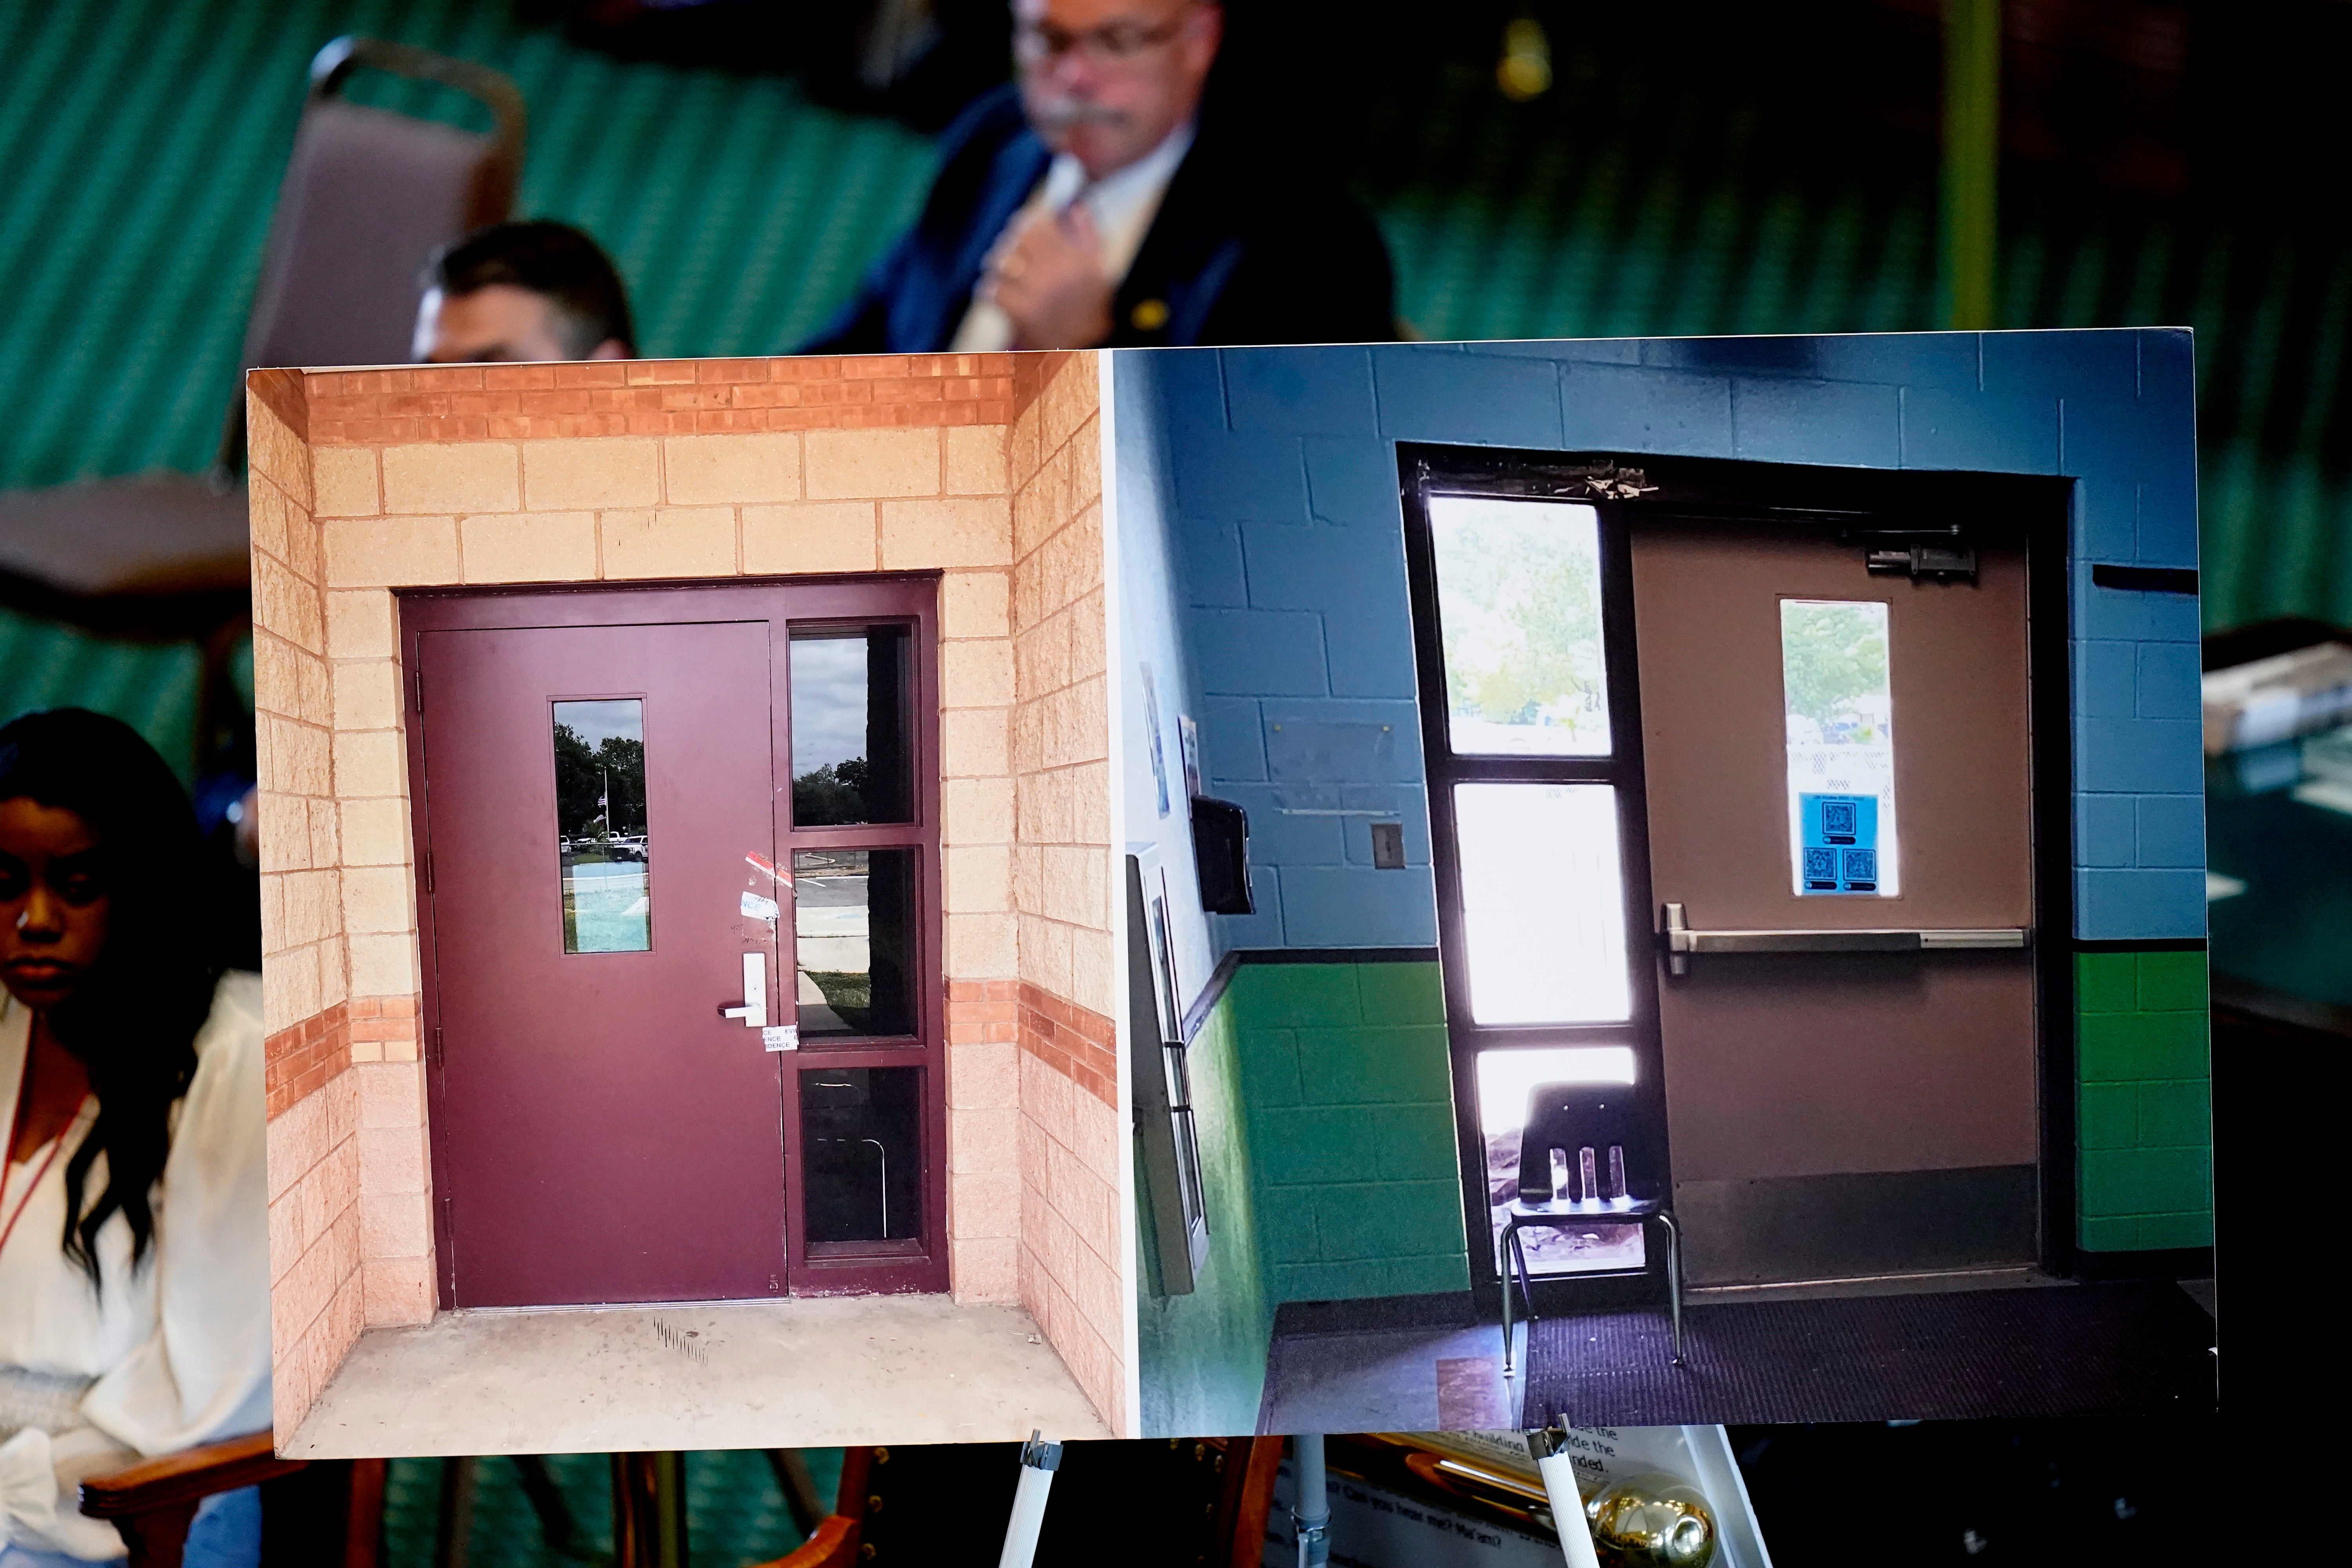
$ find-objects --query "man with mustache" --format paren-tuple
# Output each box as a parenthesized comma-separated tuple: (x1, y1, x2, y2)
(803, 0, 1396, 352)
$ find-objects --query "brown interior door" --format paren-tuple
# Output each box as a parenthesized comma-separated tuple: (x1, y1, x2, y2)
(418, 618, 787, 1307)
(1629, 521, 2040, 1286)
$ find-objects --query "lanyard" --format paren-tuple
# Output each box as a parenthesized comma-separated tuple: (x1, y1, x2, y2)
(0, 1097, 94, 1261)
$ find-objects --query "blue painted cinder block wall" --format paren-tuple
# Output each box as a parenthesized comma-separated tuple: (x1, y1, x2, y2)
(1116, 333, 2208, 1405)
(1126, 330, 2207, 951)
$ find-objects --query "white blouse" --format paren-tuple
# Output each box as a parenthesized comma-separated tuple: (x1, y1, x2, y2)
(0, 973, 271, 1561)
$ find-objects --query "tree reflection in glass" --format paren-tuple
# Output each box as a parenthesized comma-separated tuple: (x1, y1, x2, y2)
(791, 627, 913, 826)
(553, 699, 651, 953)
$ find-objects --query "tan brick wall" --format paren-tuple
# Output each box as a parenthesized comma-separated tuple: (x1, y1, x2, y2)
(249, 378, 367, 1439)
(300, 355, 1013, 445)
(1006, 352, 1124, 1430)
(254, 352, 1120, 1437)
(265, 1068, 358, 1441)
(945, 979, 1021, 1304)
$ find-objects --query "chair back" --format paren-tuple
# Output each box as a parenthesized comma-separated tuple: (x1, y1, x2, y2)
(218, 36, 524, 470)
(1516, 1081, 1665, 1203)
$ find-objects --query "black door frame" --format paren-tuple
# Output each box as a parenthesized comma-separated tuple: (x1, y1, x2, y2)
(1398, 444, 2080, 1314)
(1399, 445, 1668, 1320)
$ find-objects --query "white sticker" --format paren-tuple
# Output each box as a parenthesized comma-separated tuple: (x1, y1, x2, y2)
(762, 1025, 799, 1052)
(740, 891, 781, 922)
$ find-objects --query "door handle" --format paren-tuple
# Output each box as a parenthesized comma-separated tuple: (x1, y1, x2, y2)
(720, 951, 768, 1028)
(1659, 902, 2026, 973)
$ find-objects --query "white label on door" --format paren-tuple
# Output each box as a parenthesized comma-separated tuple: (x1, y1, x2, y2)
(763, 1025, 799, 1052)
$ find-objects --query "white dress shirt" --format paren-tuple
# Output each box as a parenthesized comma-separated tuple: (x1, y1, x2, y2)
(949, 121, 1196, 353)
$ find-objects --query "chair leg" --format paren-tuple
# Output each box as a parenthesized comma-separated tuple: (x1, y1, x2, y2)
(433, 1457, 477, 1568)
(1499, 1224, 1516, 1375)
(508, 1454, 584, 1558)
(1510, 1229, 1546, 1380)
(109, 1502, 201, 1568)
(1510, 1228, 1538, 1325)
(1657, 1211, 1685, 1365)
(766, 1451, 826, 1539)
(1524, 1222, 1543, 1354)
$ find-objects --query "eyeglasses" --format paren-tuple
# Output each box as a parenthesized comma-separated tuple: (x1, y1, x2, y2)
(1013, 5, 1200, 67)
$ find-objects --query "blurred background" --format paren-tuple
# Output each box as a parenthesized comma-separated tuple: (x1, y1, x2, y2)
(6, 0, 2352, 732)
(7, 0, 2352, 771)
(1, 2, 2279, 1562)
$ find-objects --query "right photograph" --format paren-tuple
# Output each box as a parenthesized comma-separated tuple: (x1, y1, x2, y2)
(1112, 330, 2218, 1436)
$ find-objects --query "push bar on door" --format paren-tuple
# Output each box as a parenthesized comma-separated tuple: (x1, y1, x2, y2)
(1660, 903, 2026, 970)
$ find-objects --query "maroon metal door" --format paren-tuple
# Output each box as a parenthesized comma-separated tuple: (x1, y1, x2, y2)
(407, 579, 949, 1310)
(416, 619, 786, 1307)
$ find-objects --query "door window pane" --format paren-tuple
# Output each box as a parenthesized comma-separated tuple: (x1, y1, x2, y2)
(1428, 497, 1611, 756)
(1476, 1048, 1643, 1278)
(1454, 783, 1630, 1024)
(791, 626, 913, 826)
(553, 699, 650, 953)
(793, 848, 916, 1038)
(800, 1067, 922, 1247)
(1780, 600, 1900, 896)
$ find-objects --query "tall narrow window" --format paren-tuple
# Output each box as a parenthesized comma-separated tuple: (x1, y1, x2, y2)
(779, 605, 937, 1289)
(553, 699, 651, 953)
(1404, 456, 1667, 1316)
(1780, 600, 1900, 896)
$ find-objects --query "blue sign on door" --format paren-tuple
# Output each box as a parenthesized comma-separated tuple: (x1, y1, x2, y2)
(1799, 793, 1880, 894)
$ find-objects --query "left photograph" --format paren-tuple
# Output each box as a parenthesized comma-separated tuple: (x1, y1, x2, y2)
(247, 350, 1127, 1455)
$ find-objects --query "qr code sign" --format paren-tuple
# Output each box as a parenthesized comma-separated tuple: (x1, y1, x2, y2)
(1803, 848, 1838, 880)
(1822, 799, 1859, 837)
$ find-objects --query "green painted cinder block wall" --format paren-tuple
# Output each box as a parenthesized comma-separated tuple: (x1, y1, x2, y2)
(1223, 961, 1472, 1303)
(1135, 958, 1473, 1436)
(2075, 949, 2216, 1251)
(1136, 994, 1274, 1437)
(1138, 946, 2206, 1428)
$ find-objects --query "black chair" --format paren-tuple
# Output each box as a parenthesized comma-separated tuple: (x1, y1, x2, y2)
(1497, 1082, 1684, 1374)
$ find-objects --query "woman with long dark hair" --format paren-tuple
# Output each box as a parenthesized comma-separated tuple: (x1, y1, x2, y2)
(0, 711, 267, 1565)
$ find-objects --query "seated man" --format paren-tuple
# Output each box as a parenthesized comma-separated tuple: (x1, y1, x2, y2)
(414, 220, 637, 363)
(802, 0, 1396, 352)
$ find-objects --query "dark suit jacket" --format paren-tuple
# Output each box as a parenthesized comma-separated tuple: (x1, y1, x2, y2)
(801, 85, 1396, 352)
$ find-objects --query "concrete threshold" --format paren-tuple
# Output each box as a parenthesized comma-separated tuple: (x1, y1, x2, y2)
(281, 1294, 1114, 1457)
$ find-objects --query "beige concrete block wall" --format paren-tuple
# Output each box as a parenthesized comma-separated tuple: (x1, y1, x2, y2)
(253, 354, 1131, 1435)
(941, 534, 1021, 1305)
(1005, 353, 1125, 1431)
(248, 376, 365, 1438)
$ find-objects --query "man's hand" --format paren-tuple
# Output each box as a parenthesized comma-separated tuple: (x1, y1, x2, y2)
(985, 202, 1115, 350)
